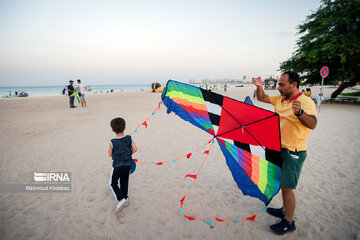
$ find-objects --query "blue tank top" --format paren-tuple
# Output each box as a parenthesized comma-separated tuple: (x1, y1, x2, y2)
(110, 135, 133, 167)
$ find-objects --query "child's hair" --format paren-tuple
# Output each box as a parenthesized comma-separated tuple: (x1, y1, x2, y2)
(110, 117, 126, 133)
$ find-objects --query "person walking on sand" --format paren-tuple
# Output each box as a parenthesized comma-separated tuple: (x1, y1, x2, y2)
(252, 71, 317, 235)
(67, 80, 76, 108)
(75, 79, 87, 107)
(108, 117, 137, 213)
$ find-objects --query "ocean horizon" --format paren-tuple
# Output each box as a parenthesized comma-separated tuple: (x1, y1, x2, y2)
(0, 82, 249, 98)
(0, 84, 154, 98)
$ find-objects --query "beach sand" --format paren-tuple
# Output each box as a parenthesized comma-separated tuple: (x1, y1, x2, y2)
(0, 86, 359, 240)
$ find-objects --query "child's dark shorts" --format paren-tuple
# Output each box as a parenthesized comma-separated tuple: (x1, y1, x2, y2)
(280, 149, 307, 189)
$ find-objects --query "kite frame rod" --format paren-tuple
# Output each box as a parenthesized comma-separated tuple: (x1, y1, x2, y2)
(215, 105, 266, 150)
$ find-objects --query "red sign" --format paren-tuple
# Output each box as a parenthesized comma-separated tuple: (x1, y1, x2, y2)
(320, 66, 329, 78)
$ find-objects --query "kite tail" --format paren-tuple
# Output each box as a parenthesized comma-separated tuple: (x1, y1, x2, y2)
(129, 101, 213, 165)
(180, 138, 266, 224)
(134, 137, 214, 165)
(130, 101, 162, 135)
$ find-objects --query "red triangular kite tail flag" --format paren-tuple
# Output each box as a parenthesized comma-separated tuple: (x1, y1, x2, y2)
(246, 215, 257, 221)
(184, 174, 197, 180)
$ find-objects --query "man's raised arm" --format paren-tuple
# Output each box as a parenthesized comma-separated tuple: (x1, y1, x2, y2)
(252, 77, 271, 103)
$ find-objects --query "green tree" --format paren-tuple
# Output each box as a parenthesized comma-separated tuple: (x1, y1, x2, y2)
(280, 0, 360, 98)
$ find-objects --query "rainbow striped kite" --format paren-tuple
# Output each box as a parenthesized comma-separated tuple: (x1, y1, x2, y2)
(162, 80, 282, 205)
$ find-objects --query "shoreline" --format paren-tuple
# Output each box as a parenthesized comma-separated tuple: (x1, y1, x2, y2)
(0, 89, 154, 100)
(1, 84, 358, 99)
(0, 84, 153, 98)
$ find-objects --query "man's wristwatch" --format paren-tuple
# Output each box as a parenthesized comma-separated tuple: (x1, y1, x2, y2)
(295, 108, 304, 116)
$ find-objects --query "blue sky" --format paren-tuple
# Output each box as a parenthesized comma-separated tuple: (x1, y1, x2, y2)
(0, 0, 321, 86)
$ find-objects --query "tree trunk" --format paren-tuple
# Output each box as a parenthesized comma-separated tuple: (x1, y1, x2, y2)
(331, 78, 360, 98)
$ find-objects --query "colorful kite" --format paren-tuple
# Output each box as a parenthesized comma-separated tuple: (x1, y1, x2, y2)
(161, 80, 282, 206)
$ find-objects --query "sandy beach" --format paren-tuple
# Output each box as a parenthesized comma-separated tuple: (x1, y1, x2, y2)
(0, 86, 359, 240)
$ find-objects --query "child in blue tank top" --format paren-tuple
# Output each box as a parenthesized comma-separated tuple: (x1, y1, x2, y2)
(108, 117, 137, 214)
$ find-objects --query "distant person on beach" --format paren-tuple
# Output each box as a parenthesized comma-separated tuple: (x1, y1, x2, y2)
(224, 84, 227, 92)
(67, 80, 76, 108)
(75, 79, 87, 107)
(253, 71, 317, 235)
(62, 86, 67, 95)
(316, 94, 325, 106)
(108, 117, 137, 214)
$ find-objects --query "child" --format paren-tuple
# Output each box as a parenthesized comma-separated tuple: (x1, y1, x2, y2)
(108, 117, 137, 213)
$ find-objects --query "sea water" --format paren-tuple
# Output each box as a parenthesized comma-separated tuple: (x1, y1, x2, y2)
(0, 84, 152, 98)
(0, 82, 245, 98)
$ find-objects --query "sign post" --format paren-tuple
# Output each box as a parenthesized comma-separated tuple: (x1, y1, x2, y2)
(318, 66, 329, 111)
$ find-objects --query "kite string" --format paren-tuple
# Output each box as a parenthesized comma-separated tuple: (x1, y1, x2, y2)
(134, 137, 214, 165)
(180, 137, 266, 224)
(128, 100, 214, 165)
(129, 101, 162, 136)
(180, 139, 216, 221)
(182, 138, 215, 197)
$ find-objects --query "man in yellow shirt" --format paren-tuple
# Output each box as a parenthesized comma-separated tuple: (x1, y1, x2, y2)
(253, 71, 317, 235)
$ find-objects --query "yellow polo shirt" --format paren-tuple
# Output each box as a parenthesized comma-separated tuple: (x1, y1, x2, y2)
(269, 94, 317, 151)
